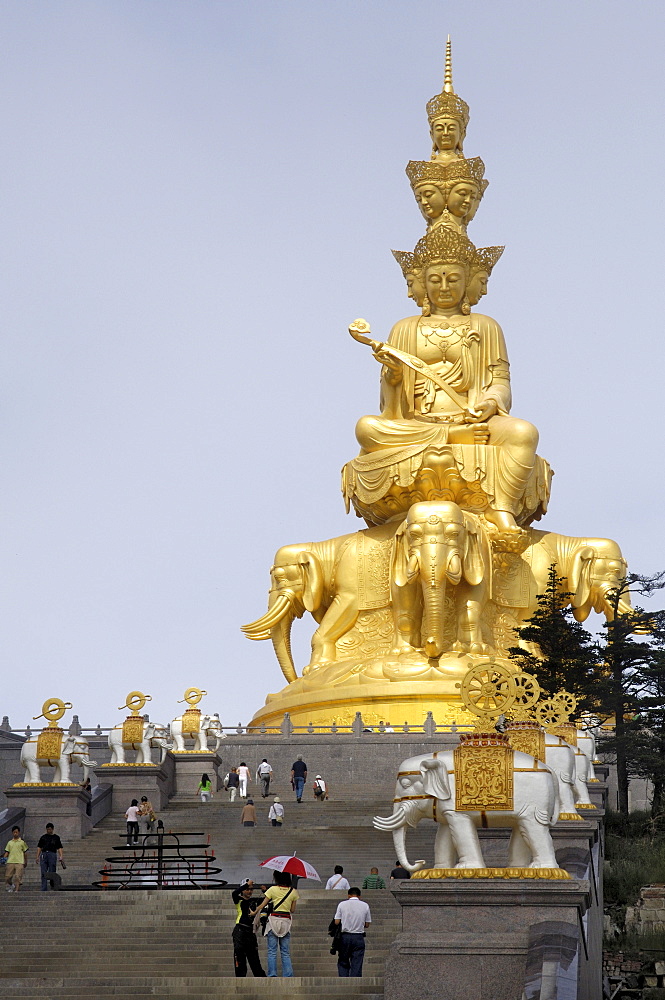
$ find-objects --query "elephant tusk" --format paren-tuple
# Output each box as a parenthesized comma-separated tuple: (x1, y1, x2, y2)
(242, 594, 295, 636)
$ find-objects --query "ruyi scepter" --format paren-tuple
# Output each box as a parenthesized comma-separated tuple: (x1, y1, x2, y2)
(348, 318, 488, 425)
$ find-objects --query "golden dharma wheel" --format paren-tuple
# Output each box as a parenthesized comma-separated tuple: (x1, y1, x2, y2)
(553, 690, 578, 722)
(118, 691, 152, 716)
(535, 698, 567, 729)
(182, 687, 207, 707)
(458, 661, 516, 726)
(512, 672, 541, 712)
(35, 698, 72, 726)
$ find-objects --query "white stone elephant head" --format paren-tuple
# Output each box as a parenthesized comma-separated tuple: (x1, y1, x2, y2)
(392, 501, 492, 657)
(373, 749, 560, 873)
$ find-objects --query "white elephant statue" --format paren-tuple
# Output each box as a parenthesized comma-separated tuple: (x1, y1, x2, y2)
(576, 727, 598, 781)
(108, 721, 172, 764)
(373, 749, 560, 872)
(506, 727, 580, 819)
(572, 743, 594, 807)
(20, 734, 97, 784)
(170, 713, 225, 753)
(391, 501, 492, 658)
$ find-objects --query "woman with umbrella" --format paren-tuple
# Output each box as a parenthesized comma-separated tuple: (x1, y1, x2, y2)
(252, 854, 320, 978)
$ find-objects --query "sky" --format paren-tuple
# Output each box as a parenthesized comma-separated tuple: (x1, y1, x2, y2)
(1, 1, 664, 732)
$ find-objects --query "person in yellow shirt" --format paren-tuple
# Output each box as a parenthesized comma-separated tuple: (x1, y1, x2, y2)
(252, 871, 299, 977)
(4, 826, 28, 893)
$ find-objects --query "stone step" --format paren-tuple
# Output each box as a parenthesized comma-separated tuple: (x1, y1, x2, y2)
(0, 977, 383, 998)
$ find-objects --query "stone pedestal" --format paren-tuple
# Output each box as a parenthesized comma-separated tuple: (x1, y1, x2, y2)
(169, 752, 222, 800)
(385, 878, 591, 1000)
(587, 779, 608, 811)
(94, 756, 175, 812)
(4, 784, 92, 842)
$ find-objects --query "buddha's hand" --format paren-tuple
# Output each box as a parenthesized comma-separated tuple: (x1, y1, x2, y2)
(373, 348, 403, 383)
(465, 399, 498, 422)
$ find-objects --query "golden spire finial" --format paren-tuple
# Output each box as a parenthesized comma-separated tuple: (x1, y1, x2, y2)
(443, 35, 454, 94)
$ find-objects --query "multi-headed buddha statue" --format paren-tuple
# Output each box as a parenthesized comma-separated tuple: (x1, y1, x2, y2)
(244, 41, 632, 729)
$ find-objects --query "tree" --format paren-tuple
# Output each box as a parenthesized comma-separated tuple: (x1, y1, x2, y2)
(508, 564, 603, 715)
(597, 573, 665, 815)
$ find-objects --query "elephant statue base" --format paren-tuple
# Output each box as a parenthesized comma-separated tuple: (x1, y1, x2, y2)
(410, 866, 570, 879)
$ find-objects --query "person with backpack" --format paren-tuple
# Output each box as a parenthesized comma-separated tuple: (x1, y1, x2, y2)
(226, 767, 240, 802)
(325, 865, 350, 891)
(313, 774, 328, 801)
(252, 871, 298, 977)
(268, 798, 284, 827)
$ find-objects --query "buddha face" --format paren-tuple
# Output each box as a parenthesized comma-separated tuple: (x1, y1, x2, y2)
(406, 269, 425, 308)
(466, 269, 489, 306)
(414, 183, 446, 221)
(430, 117, 462, 154)
(425, 262, 467, 312)
(447, 182, 479, 220)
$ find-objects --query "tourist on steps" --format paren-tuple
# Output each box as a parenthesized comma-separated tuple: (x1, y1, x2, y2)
(252, 870, 299, 977)
(390, 860, 411, 880)
(125, 800, 140, 846)
(361, 867, 386, 889)
(313, 774, 328, 800)
(226, 767, 240, 801)
(237, 762, 251, 798)
(334, 887, 372, 977)
(36, 823, 64, 891)
(139, 796, 157, 832)
(4, 826, 28, 894)
(232, 879, 266, 978)
(257, 758, 273, 797)
(240, 799, 257, 827)
(325, 865, 350, 891)
(290, 756, 307, 802)
(268, 798, 284, 826)
(197, 773, 213, 803)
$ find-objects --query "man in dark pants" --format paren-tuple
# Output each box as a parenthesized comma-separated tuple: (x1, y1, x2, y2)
(334, 886, 372, 977)
(231, 880, 266, 977)
(290, 756, 307, 802)
(35, 823, 64, 891)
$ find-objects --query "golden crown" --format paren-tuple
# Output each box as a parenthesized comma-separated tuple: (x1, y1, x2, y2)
(426, 37, 470, 132)
(413, 227, 478, 270)
(406, 156, 487, 193)
(391, 249, 417, 277)
(474, 245, 504, 274)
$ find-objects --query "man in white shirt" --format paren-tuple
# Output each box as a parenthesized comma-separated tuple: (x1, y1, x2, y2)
(334, 887, 371, 977)
(256, 759, 273, 798)
(325, 865, 350, 891)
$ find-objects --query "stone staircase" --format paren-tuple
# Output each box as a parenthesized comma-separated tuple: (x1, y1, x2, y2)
(0, 795, 426, 998)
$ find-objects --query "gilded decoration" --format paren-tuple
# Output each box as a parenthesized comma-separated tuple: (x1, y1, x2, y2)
(243, 39, 635, 728)
(36, 728, 64, 761)
(454, 733, 514, 811)
(122, 716, 145, 745)
(411, 867, 570, 880)
(182, 709, 201, 737)
(505, 722, 545, 762)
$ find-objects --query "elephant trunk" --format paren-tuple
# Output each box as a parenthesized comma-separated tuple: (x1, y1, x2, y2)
(271, 608, 298, 684)
(391, 823, 426, 873)
(423, 571, 447, 659)
(242, 591, 299, 683)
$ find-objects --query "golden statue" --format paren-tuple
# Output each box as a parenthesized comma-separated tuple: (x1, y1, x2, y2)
(243, 39, 633, 729)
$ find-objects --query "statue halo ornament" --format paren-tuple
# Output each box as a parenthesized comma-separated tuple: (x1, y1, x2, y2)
(33, 698, 72, 728)
(178, 687, 208, 707)
(118, 691, 152, 717)
(457, 660, 516, 732)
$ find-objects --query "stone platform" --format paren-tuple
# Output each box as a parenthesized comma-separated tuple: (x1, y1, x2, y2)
(169, 751, 222, 800)
(4, 784, 92, 842)
(94, 757, 175, 812)
(385, 878, 591, 1000)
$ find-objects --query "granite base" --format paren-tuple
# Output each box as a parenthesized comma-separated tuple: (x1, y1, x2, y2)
(4, 784, 93, 842)
(93, 756, 175, 812)
(384, 878, 591, 1000)
(169, 752, 222, 800)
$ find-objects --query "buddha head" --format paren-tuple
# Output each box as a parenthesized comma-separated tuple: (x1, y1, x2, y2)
(467, 245, 505, 306)
(414, 181, 447, 222)
(407, 157, 487, 233)
(392, 250, 426, 308)
(426, 40, 470, 161)
(413, 229, 477, 316)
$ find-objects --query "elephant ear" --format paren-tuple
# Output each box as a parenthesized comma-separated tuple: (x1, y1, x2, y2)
(419, 758, 451, 801)
(570, 546, 595, 613)
(299, 553, 324, 612)
(462, 515, 490, 590)
(392, 521, 416, 588)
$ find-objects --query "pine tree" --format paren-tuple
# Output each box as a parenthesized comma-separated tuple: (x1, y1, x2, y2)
(597, 573, 665, 814)
(508, 564, 602, 715)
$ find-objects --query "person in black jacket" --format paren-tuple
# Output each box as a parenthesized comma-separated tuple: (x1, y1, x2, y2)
(231, 880, 266, 977)
(36, 824, 64, 891)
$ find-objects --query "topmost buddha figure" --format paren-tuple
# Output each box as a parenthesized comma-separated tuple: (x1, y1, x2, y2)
(427, 37, 469, 165)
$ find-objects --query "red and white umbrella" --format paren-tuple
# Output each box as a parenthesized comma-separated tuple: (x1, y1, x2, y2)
(259, 853, 321, 881)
